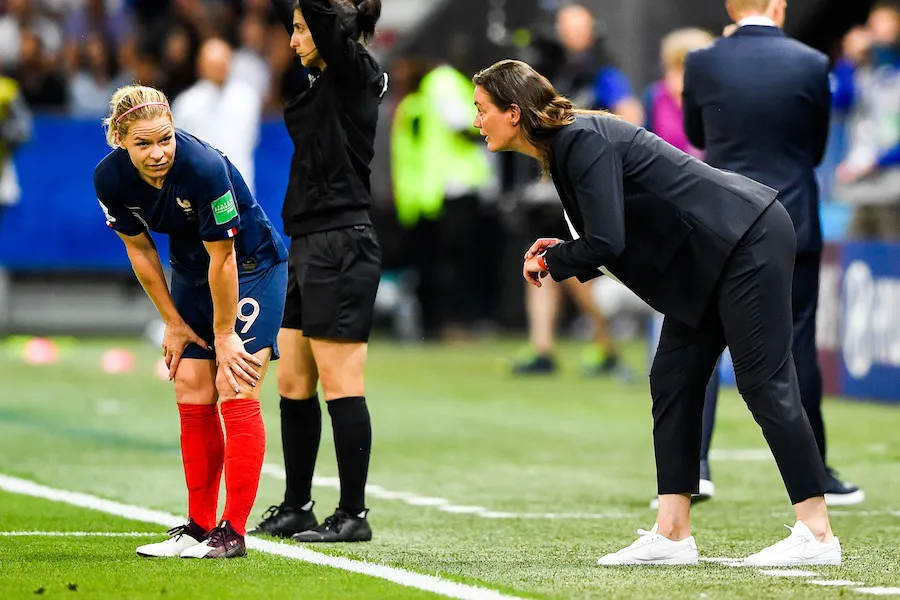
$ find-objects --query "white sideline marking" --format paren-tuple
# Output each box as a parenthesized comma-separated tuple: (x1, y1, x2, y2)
(708, 449, 773, 462)
(855, 588, 900, 596)
(263, 464, 632, 521)
(809, 580, 863, 587)
(0, 474, 525, 600)
(700, 557, 745, 567)
(770, 510, 900, 519)
(0, 531, 158, 537)
(760, 569, 819, 577)
(828, 511, 900, 518)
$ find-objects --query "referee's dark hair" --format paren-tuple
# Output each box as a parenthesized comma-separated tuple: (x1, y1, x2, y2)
(294, 0, 382, 43)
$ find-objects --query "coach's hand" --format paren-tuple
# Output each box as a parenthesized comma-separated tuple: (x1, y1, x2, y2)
(215, 332, 263, 393)
(524, 238, 563, 260)
(523, 255, 550, 288)
(164, 320, 210, 380)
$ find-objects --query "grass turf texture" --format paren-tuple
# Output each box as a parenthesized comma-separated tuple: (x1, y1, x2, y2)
(1, 337, 899, 599)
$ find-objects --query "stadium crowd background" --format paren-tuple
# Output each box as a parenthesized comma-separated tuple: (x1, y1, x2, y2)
(0, 0, 898, 400)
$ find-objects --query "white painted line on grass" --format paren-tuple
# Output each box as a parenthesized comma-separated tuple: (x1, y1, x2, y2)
(828, 511, 900, 518)
(0, 474, 526, 600)
(855, 588, 900, 596)
(708, 449, 773, 462)
(760, 569, 819, 577)
(700, 557, 745, 567)
(809, 580, 863, 587)
(0, 531, 158, 537)
(262, 464, 634, 521)
(770, 510, 900, 519)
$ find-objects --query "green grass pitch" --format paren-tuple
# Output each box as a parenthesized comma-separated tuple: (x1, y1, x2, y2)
(1, 337, 899, 599)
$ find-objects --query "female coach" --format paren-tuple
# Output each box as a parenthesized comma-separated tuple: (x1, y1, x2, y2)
(250, 0, 385, 543)
(95, 85, 288, 559)
(472, 59, 841, 567)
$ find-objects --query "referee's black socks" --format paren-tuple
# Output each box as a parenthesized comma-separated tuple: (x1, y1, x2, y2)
(327, 396, 372, 516)
(280, 395, 321, 510)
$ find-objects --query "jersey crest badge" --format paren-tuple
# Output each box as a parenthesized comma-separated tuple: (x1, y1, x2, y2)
(176, 197, 195, 219)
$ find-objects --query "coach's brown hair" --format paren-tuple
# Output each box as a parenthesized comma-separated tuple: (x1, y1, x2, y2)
(473, 59, 612, 174)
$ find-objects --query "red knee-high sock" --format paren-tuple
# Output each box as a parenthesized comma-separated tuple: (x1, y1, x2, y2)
(178, 403, 225, 533)
(220, 399, 266, 536)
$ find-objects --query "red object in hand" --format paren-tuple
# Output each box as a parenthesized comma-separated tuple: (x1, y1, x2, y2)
(537, 253, 549, 272)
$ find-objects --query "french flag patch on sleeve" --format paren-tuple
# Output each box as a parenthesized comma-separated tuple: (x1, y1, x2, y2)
(226, 227, 238, 238)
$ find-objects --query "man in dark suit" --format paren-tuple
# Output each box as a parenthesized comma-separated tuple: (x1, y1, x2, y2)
(682, 0, 863, 505)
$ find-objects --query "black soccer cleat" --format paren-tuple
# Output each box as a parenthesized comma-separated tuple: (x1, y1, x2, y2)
(511, 353, 557, 375)
(180, 520, 246, 559)
(291, 508, 372, 543)
(249, 502, 318, 538)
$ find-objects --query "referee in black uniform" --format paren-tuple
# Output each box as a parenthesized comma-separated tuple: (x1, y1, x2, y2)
(250, 0, 387, 542)
(473, 59, 841, 567)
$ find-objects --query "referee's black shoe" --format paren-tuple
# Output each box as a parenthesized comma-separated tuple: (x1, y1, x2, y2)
(291, 508, 372, 543)
(248, 502, 318, 538)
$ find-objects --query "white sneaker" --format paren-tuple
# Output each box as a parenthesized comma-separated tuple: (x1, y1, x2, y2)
(597, 524, 699, 565)
(743, 521, 841, 566)
(136, 520, 207, 557)
(649, 480, 715, 510)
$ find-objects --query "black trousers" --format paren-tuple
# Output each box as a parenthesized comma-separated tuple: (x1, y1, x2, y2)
(650, 202, 828, 505)
(699, 253, 827, 464)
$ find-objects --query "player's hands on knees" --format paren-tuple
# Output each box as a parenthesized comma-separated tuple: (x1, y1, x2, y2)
(164, 320, 210, 380)
(214, 332, 263, 393)
(524, 238, 563, 260)
(522, 255, 549, 288)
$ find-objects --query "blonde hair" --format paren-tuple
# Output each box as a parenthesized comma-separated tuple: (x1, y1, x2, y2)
(103, 85, 172, 148)
(661, 28, 715, 71)
(726, 0, 772, 14)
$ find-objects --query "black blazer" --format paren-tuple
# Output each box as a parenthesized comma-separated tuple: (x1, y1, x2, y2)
(683, 25, 831, 254)
(542, 114, 778, 328)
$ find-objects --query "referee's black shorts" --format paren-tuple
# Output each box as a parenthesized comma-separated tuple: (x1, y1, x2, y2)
(282, 224, 382, 342)
(520, 203, 571, 242)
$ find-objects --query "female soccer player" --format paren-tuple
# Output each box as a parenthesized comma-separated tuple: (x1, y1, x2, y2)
(471, 59, 841, 567)
(94, 85, 288, 559)
(250, 0, 385, 542)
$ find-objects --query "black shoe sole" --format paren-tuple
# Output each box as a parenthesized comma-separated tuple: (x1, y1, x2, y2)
(291, 529, 372, 543)
(248, 516, 318, 539)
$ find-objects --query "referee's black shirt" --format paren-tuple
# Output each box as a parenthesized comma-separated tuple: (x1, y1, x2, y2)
(272, 0, 388, 237)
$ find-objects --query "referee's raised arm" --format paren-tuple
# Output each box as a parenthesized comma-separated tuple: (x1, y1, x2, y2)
(293, 0, 381, 84)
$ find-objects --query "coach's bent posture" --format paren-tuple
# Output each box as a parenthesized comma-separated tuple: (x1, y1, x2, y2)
(472, 59, 841, 566)
(95, 85, 288, 559)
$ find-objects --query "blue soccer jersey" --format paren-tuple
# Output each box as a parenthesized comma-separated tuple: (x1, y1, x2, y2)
(94, 129, 287, 282)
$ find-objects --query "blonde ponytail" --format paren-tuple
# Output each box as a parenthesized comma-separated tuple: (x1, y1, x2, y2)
(102, 85, 171, 148)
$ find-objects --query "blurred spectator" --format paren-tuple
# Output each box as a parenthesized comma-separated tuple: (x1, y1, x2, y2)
(9, 29, 67, 110)
(68, 31, 124, 117)
(643, 28, 714, 158)
(0, 0, 63, 72)
(230, 14, 271, 97)
(0, 75, 32, 227)
(508, 3, 638, 377)
(172, 38, 261, 193)
(833, 1, 900, 241)
(391, 61, 493, 340)
(160, 26, 196, 100)
(63, 0, 132, 51)
(552, 3, 643, 123)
